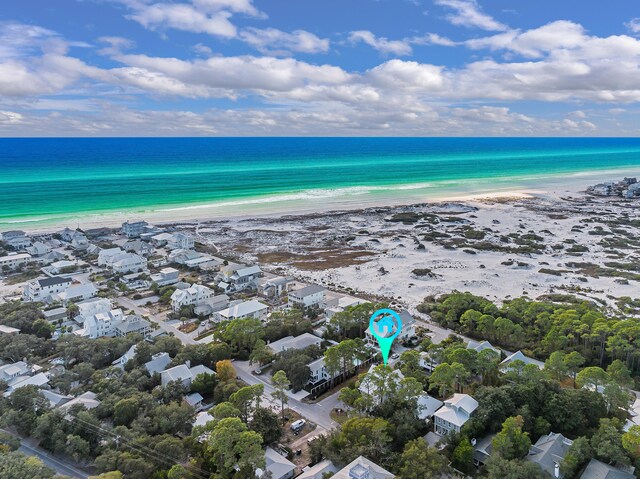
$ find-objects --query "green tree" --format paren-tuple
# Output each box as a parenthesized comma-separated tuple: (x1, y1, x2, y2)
(113, 397, 139, 426)
(452, 437, 474, 475)
(191, 372, 217, 396)
(230, 384, 263, 422)
(249, 339, 273, 366)
(564, 351, 585, 388)
(560, 436, 593, 479)
(326, 417, 393, 466)
(622, 425, 640, 460)
(544, 351, 567, 381)
(591, 418, 629, 466)
(429, 362, 469, 398)
(397, 438, 448, 479)
(221, 318, 264, 354)
(485, 457, 547, 479)
(271, 370, 290, 423)
(0, 452, 56, 479)
(249, 407, 282, 445)
(576, 366, 609, 391)
(206, 417, 264, 478)
(492, 416, 532, 460)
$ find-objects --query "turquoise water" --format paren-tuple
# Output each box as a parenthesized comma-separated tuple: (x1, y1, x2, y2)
(1, 137, 640, 228)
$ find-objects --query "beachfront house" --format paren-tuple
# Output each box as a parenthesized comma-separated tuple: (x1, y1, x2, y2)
(70, 232, 89, 250)
(433, 393, 478, 436)
(2, 231, 31, 250)
(122, 220, 149, 238)
(0, 253, 32, 271)
(23, 276, 73, 302)
(216, 299, 268, 322)
(288, 284, 326, 310)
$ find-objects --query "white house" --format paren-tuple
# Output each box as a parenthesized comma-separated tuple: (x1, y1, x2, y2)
(268, 333, 322, 354)
(258, 276, 294, 299)
(433, 393, 478, 436)
(112, 344, 138, 369)
(0, 361, 49, 397)
(167, 232, 195, 250)
(217, 264, 263, 292)
(57, 391, 101, 413)
(114, 316, 152, 338)
(122, 220, 149, 238)
(160, 362, 215, 388)
(23, 276, 73, 302)
(26, 242, 51, 257)
(124, 240, 153, 256)
(257, 447, 296, 479)
(109, 252, 147, 274)
(467, 340, 500, 354)
(500, 350, 544, 371)
(98, 247, 124, 266)
(288, 284, 326, 309)
(332, 456, 395, 479)
(150, 267, 180, 286)
(75, 298, 113, 325)
(145, 352, 172, 375)
(2, 231, 31, 250)
(171, 284, 215, 312)
(216, 299, 268, 322)
(0, 253, 32, 271)
(365, 310, 416, 349)
(325, 295, 367, 319)
(51, 282, 98, 305)
(70, 232, 89, 251)
(83, 308, 125, 338)
(151, 232, 174, 246)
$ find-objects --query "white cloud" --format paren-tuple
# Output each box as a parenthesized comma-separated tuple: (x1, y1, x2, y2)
(0, 110, 23, 124)
(435, 0, 508, 31)
(626, 18, 640, 35)
(349, 31, 413, 56)
(239, 28, 330, 55)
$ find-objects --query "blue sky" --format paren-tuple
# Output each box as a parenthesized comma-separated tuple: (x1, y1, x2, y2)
(1, 0, 639, 136)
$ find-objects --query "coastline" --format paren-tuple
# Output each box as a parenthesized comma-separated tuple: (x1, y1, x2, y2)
(2, 166, 634, 234)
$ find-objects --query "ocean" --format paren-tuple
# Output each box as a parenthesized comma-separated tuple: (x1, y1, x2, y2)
(2, 137, 640, 229)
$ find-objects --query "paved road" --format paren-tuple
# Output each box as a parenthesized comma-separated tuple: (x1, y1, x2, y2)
(234, 361, 341, 432)
(116, 296, 197, 345)
(2, 429, 89, 479)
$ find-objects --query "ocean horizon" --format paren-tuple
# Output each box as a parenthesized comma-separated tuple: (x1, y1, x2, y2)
(2, 137, 640, 230)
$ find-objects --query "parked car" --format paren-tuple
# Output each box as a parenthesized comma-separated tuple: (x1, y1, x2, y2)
(290, 419, 306, 431)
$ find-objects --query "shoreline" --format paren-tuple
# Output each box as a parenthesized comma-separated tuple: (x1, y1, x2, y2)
(1, 166, 636, 234)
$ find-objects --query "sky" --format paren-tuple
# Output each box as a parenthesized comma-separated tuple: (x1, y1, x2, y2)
(1, 0, 640, 136)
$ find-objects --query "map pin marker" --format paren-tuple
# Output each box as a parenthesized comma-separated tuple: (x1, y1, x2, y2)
(369, 308, 403, 365)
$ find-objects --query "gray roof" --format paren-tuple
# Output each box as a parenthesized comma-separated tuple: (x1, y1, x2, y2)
(290, 284, 325, 297)
(116, 317, 151, 334)
(145, 352, 171, 375)
(526, 432, 573, 477)
(38, 276, 72, 287)
(580, 459, 636, 479)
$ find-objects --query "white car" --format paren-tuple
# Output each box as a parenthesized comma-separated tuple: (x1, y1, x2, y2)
(290, 419, 306, 431)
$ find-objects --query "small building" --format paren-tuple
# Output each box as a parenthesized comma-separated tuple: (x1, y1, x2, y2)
(288, 284, 326, 310)
(433, 394, 478, 436)
(0, 253, 32, 271)
(57, 391, 101, 413)
(184, 392, 204, 410)
(23, 276, 73, 302)
(417, 393, 444, 420)
(122, 220, 149, 238)
(332, 456, 395, 479)
(268, 333, 322, 354)
(473, 433, 497, 466)
(526, 432, 573, 478)
(216, 299, 268, 322)
(0, 325, 20, 335)
(43, 307, 68, 324)
(579, 459, 635, 479)
(150, 267, 180, 287)
(297, 460, 338, 479)
(500, 350, 544, 371)
(257, 447, 296, 479)
(467, 340, 500, 354)
(145, 352, 172, 375)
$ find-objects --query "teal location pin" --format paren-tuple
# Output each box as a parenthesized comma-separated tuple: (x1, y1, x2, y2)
(369, 309, 403, 365)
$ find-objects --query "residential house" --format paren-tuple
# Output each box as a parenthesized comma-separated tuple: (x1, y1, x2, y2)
(257, 447, 296, 479)
(26, 241, 51, 257)
(160, 362, 215, 388)
(51, 282, 98, 305)
(0, 253, 32, 271)
(579, 459, 635, 479)
(114, 316, 152, 338)
(0, 361, 32, 384)
(124, 240, 154, 256)
(167, 232, 195, 250)
(297, 460, 338, 479)
(473, 434, 497, 466)
(216, 299, 268, 322)
(57, 391, 101, 413)
(42, 307, 68, 324)
(365, 310, 416, 349)
(70, 232, 89, 251)
(417, 394, 444, 421)
(184, 392, 204, 410)
(217, 264, 263, 293)
(625, 397, 640, 431)
(0, 361, 49, 397)
(168, 249, 221, 270)
(526, 432, 573, 478)
(3, 372, 49, 397)
(75, 298, 112, 325)
(145, 352, 172, 375)
(151, 232, 174, 246)
(112, 344, 138, 369)
(325, 295, 367, 319)
(23, 276, 73, 302)
(288, 284, 326, 310)
(41, 390, 73, 409)
(2, 230, 31, 250)
(43, 259, 82, 276)
(258, 276, 294, 299)
(122, 220, 149, 238)
(82, 308, 125, 338)
(170, 284, 215, 312)
(307, 357, 333, 385)
(433, 394, 479, 436)
(268, 333, 322, 354)
(467, 340, 500, 354)
(109, 252, 147, 274)
(0, 325, 20, 335)
(57, 228, 77, 242)
(332, 456, 395, 479)
(150, 267, 180, 286)
(98, 247, 125, 266)
(501, 350, 544, 371)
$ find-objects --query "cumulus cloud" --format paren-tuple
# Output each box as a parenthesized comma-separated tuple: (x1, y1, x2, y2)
(239, 28, 330, 55)
(349, 31, 413, 56)
(435, 0, 508, 32)
(626, 18, 640, 35)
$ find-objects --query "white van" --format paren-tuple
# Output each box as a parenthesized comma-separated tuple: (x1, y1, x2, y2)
(290, 419, 306, 431)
